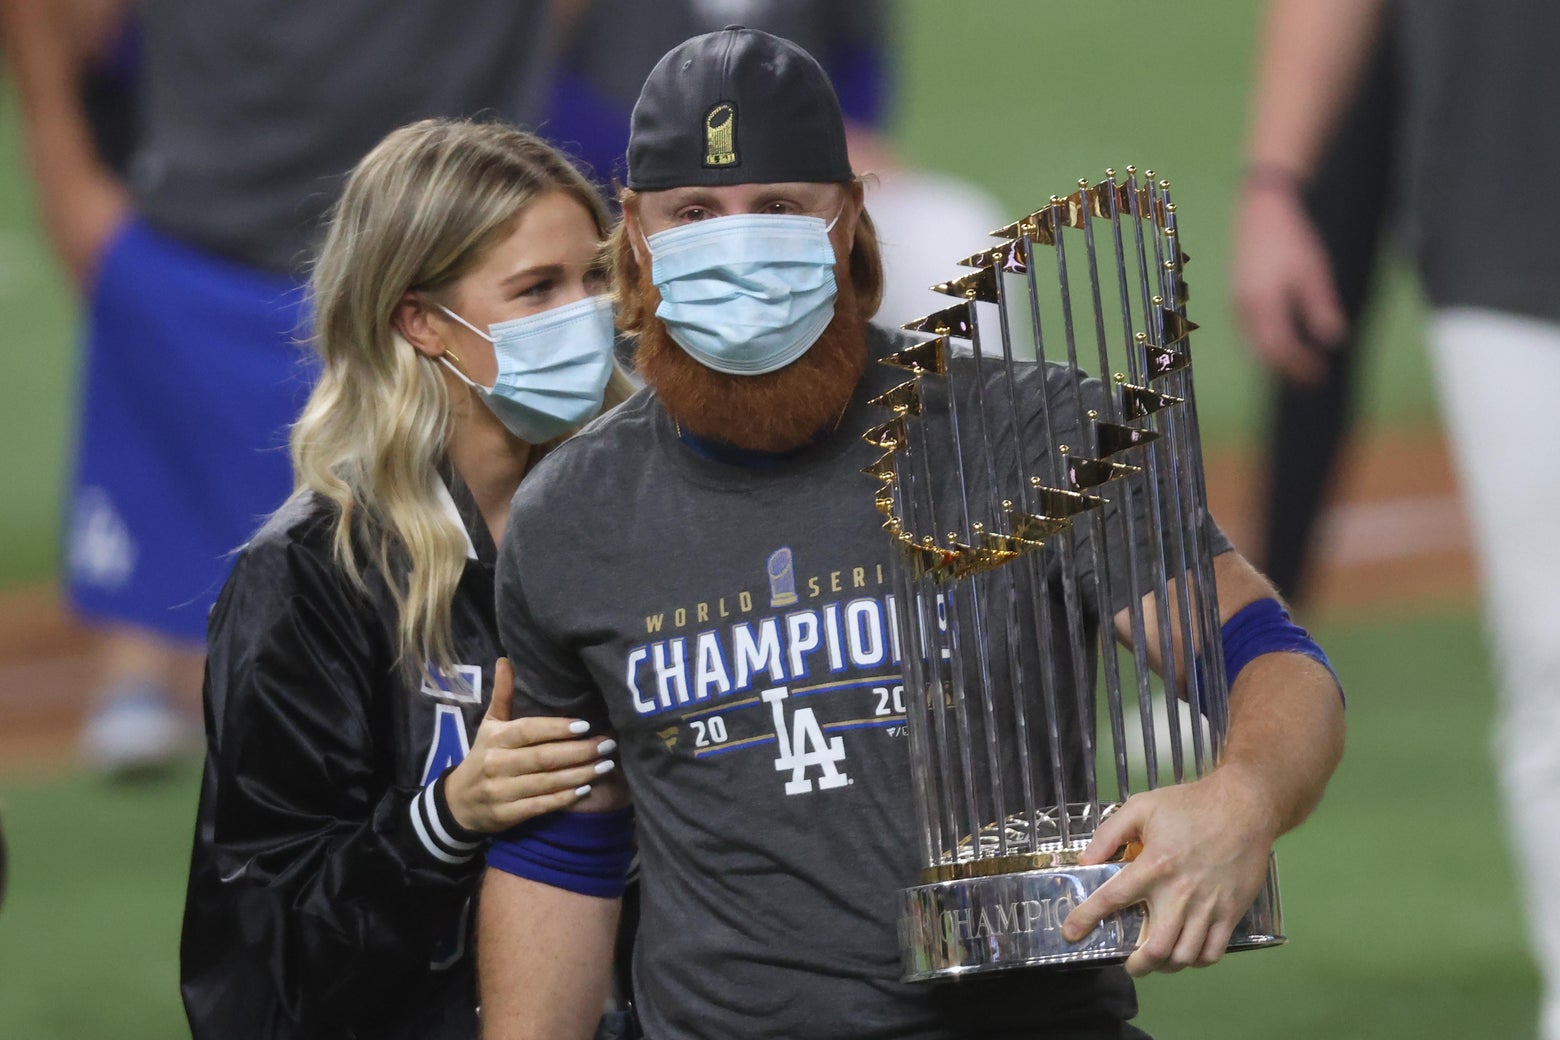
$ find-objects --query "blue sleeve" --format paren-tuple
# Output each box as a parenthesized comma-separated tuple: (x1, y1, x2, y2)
(486, 808, 635, 899)
(1221, 598, 1344, 705)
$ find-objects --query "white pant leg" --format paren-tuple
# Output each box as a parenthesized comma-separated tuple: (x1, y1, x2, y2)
(1429, 307, 1560, 1038)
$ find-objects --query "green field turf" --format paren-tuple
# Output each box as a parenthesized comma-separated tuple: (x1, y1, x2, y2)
(0, 0, 1437, 587)
(0, 609, 1533, 1038)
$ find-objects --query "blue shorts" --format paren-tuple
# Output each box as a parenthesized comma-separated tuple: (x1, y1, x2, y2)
(65, 218, 315, 641)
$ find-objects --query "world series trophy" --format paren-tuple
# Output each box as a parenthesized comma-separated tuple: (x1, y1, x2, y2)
(865, 168, 1284, 980)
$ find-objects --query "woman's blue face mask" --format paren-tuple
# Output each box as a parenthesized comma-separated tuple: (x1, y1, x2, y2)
(644, 208, 843, 376)
(438, 294, 616, 443)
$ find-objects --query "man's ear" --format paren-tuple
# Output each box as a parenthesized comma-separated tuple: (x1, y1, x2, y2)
(393, 292, 447, 359)
(846, 178, 866, 212)
(623, 205, 648, 269)
(832, 180, 867, 252)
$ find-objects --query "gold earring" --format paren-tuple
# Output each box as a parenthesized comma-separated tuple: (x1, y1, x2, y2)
(442, 347, 467, 374)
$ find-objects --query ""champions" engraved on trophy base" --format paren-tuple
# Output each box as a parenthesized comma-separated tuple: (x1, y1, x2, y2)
(939, 893, 1076, 943)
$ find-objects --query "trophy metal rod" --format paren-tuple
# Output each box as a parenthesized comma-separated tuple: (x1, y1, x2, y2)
(1020, 219, 1098, 829)
(1111, 170, 1187, 786)
(1148, 180, 1216, 764)
(881, 433, 945, 867)
(967, 297, 1045, 847)
(1079, 178, 1163, 794)
(960, 310, 1023, 855)
(940, 347, 1013, 856)
(1120, 168, 1189, 772)
(912, 575, 960, 862)
(898, 423, 962, 862)
(1123, 168, 1156, 345)
(1156, 180, 1232, 748)
(1104, 174, 1185, 785)
(909, 412, 987, 852)
(889, 527, 939, 867)
(947, 572, 1011, 857)
(1128, 169, 1208, 777)
(1151, 340, 1209, 778)
(998, 575, 1042, 843)
(993, 247, 1066, 845)
(1050, 195, 1131, 802)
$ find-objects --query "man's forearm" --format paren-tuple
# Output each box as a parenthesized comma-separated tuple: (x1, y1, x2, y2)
(1071, 564, 1344, 967)
(478, 870, 621, 1040)
(1244, 0, 1388, 178)
(1117, 550, 1346, 836)
(1203, 553, 1345, 836)
(1217, 647, 1345, 838)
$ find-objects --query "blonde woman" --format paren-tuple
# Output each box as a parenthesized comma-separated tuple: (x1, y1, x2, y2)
(179, 119, 636, 1040)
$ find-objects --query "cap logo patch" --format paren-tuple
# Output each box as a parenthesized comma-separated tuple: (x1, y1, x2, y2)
(703, 101, 738, 168)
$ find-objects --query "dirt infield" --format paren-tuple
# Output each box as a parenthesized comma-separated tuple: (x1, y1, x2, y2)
(1205, 423, 1477, 612)
(0, 424, 1478, 772)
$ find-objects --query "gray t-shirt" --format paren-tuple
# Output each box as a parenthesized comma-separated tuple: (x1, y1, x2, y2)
(496, 326, 1213, 1038)
(131, 0, 553, 274)
(1394, 0, 1560, 322)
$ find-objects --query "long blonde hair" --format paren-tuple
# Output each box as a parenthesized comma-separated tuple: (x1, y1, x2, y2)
(293, 118, 634, 679)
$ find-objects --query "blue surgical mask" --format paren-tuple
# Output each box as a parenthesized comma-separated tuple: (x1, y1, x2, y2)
(646, 211, 842, 376)
(438, 295, 616, 443)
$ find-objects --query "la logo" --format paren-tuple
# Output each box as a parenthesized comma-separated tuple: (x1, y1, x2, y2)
(762, 686, 849, 794)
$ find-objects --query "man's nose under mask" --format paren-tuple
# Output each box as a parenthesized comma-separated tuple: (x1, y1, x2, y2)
(645, 210, 842, 376)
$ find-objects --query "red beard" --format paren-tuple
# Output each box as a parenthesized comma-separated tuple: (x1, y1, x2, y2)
(634, 270, 869, 454)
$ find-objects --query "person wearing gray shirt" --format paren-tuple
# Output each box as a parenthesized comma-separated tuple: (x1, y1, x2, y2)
(477, 27, 1345, 1040)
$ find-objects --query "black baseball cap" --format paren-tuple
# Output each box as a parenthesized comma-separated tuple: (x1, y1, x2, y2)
(626, 26, 854, 191)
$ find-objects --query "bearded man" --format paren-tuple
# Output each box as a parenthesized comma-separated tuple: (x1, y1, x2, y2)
(478, 27, 1345, 1040)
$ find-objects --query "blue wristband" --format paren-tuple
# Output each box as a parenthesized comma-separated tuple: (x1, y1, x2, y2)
(1221, 598, 1343, 704)
(486, 808, 635, 899)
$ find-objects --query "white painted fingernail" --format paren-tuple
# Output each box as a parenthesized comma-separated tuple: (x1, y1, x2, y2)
(568, 720, 591, 735)
(574, 784, 592, 797)
(596, 738, 618, 755)
(594, 759, 616, 775)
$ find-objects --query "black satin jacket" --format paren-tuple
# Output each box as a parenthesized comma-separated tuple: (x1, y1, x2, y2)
(180, 476, 502, 1040)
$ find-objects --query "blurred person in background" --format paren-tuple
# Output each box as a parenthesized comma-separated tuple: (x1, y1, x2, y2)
(181, 118, 633, 1040)
(543, 0, 1005, 330)
(1236, 18, 1398, 606)
(0, 0, 137, 284)
(1, 0, 562, 777)
(1234, 1, 1560, 1034)
(0, 0, 158, 768)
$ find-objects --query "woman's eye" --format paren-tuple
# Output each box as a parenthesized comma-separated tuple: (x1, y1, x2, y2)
(518, 279, 552, 299)
(677, 207, 709, 222)
(584, 268, 609, 291)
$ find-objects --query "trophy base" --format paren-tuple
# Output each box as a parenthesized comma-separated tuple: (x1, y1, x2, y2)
(898, 855, 1284, 982)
